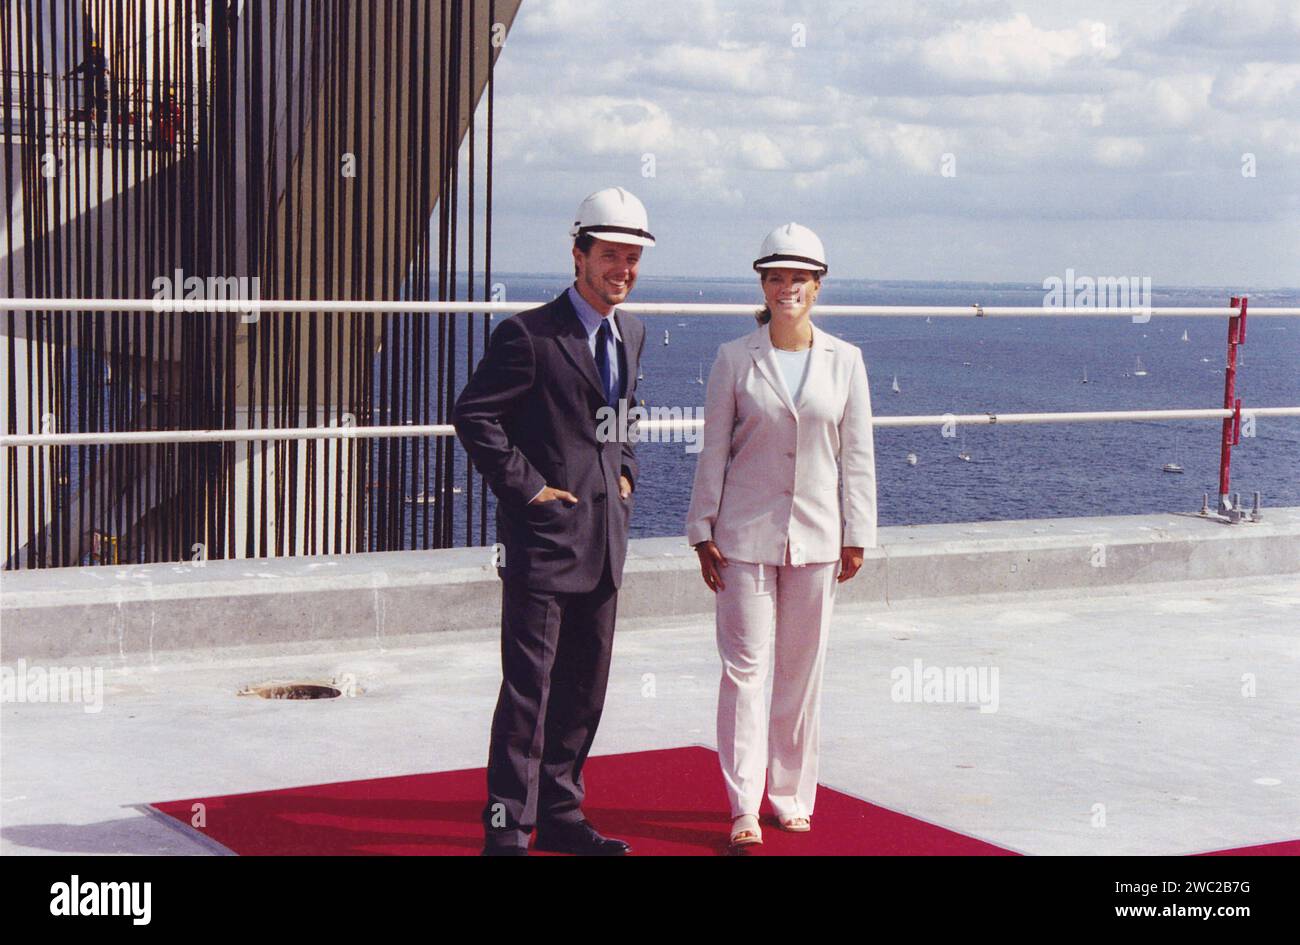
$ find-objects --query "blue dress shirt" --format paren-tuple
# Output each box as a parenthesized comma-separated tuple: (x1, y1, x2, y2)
(567, 284, 622, 402)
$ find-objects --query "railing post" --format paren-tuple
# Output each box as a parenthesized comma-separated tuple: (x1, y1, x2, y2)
(1218, 296, 1247, 519)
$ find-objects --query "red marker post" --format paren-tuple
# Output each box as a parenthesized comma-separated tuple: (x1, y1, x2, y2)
(1217, 296, 1247, 518)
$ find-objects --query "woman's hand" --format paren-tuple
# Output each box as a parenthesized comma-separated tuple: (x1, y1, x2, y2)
(837, 546, 864, 583)
(694, 540, 729, 592)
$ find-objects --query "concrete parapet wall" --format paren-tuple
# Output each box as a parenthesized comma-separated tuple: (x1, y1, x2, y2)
(3, 508, 1297, 662)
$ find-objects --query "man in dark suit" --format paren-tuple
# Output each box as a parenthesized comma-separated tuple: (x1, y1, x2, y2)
(452, 187, 652, 855)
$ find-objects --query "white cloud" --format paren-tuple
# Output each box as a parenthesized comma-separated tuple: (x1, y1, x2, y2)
(643, 42, 777, 93)
(1210, 63, 1300, 112)
(481, 0, 1300, 284)
(918, 13, 1114, 85)
(737, 131, 788, 170)
(1093, 137, 1148, 168)
(1165, 0, 1300, 53)
(498, 95, 674, 163)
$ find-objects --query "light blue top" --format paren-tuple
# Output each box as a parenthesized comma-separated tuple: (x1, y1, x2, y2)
(567, 284, 622, 398)
(529, 286, 624, 505)
(772, 346, 812, 406)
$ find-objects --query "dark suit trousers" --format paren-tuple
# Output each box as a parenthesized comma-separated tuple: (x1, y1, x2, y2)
(483, 557, 619, 850)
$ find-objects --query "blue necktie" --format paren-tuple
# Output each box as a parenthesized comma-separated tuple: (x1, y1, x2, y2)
(596, 319, 617, 407)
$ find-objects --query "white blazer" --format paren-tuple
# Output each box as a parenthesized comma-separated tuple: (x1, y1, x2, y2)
(685, 320, 878, 565)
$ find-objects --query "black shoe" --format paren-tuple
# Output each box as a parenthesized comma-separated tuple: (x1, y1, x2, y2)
(481, 844, 528, 856)
(534, 820, 630, 856)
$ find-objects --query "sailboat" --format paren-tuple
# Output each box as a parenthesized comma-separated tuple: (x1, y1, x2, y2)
(1133, 356, 1148, 377)
(891, 374, 900, 393)
(1162, 433, 1184, 474)
(1181, 330, 1189, 342)
(1081, 366, 1089, 384)
(957, 434, 971, 462)
(663, 329, 670, 345)
(696, 360, 704, 384)
(906, 452, 918, 466)
(637, 367, 644, 381)
(405, 486, 463, 505)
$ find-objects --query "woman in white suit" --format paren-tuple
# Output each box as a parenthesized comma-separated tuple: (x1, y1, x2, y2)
(685, 223, 877, 849)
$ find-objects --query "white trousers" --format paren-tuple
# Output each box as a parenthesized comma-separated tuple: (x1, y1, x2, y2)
(714, 557, 838, 821)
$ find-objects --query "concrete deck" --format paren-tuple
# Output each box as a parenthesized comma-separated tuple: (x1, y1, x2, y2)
(3, 507, 1298, 662)
(2, 522, 1297, 854)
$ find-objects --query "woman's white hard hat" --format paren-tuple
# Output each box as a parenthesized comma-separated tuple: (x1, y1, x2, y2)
(753, 222, 827, 274)
(569, 187, 656, 247)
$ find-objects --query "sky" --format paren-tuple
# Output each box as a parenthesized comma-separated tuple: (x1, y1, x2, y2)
(470, 0, 1300, 287)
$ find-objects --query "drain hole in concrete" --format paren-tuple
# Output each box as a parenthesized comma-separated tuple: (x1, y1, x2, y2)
(248, 683, 342, 700)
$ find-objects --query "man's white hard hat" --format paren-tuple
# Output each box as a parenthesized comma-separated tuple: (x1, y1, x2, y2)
(752, 222, 827, 274)
(570, 187, 656, 247)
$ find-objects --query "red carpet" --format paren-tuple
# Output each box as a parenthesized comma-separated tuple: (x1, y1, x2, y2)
(150, 745, 1297, 856)
(150, 745, 1014, 855)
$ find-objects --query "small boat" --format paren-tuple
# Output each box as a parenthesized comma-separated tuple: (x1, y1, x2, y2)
(906, 452, 918, 466)
(677, 322, 687, 327)
(962, 361, 972, 367)
(1133, 356, 1148, 377)
(663, 329, 669, 345)
(891, 374, 900, 394)
(696, 360, 704, 384)
(957, 436, 971, 462)
(1200, 357, 1210, 362)
(1181, 330, 1189, 342)
(637, 368, 644, 381)
(1162, 433, 1184, 473)
(404, 486, 463, 505)
(925, 316, 932, 324)
(1081, 367, 1089, 384)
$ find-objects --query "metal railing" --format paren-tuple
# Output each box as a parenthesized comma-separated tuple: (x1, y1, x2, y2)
(4, 296, 1299, 458)
(6, 298, 1300, 316)
(2, 297, 1297, 564)
(9, 407, 1300, 451)
(1, 69, 198, 149)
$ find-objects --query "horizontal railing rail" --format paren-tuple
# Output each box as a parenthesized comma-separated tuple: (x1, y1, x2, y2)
(0, 70, 201, 147)
(4, 298, 1297, 450)
(4, 409, 1300, 449)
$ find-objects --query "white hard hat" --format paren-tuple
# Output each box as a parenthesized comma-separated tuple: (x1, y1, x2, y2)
(569, 187, 655, 247)
(753, 222, 827, 274)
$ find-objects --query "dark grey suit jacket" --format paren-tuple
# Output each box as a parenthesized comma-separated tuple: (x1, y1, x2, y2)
(452, 291, 645, 593)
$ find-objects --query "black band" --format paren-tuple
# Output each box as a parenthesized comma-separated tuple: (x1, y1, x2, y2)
(753, 253, 827, 273)
(576, 224, 656, 242)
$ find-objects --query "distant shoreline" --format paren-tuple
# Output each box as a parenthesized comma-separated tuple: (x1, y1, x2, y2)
(446, 271, 1300, 295)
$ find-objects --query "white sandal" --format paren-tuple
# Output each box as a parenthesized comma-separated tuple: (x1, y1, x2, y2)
(729, 814, 762, 847)
(778, 815, 811, 832)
